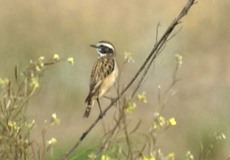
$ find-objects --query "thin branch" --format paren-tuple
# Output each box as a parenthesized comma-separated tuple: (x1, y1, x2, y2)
(131, 56, 152, 99)
(166, 27, 183, 42)
(129, 120, 142, 135)
(63, 0, 196, 159)
(94, 104, 125, 158)
(155, 22, 161, 43)
(122, 113, 133, 160)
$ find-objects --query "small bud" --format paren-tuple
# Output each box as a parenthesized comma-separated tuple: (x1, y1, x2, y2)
(67, 57, 74, 65)
(38, 56, 45, 61)
(51, 113, 61, 125)
(47, 137, 57, 145)
(53, 54, 60, 60)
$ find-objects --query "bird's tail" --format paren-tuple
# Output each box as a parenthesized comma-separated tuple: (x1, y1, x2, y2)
(84, 95, 94, 118)
(83, 105, 92, 118)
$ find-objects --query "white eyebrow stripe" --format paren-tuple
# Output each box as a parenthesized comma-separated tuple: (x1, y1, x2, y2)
(97, 43, 114, 51)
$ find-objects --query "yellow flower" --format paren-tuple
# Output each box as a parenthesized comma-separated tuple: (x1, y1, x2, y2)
(101, 155, 112, 160)
(7, 121, 20, 132)
(215, 132, 226, 140)
(8, 121, 16, 128)
(25, 119, 35, 129)
(0, 78, 9, 86)
(38, 56, 45, 61)
(35, 65, 41, 72)
(158, 116, 166, 126)
(125, 102, 137, 113)
(168, 117, 177, 126)
(124, 52, 131, 59)
(167, 152, 175, 160)
(124, 52, 134, 63)
(185, 151, 194, 160)
(52, 113, 57, 119)
(30, 77, 40, 88)
(47, 137, 57, 145)
(151, 116, 166, 129)
(37, 57, 44, 69)
(137, 92, 147, 103)
(143, 156, 156, 160)
(152, 123, 158, 129)
(51, 113, 61, 125)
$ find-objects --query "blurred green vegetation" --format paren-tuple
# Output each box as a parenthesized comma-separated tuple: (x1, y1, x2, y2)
(0, 0, 230, 159)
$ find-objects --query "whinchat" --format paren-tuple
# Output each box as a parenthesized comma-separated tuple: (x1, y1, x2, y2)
(84, 41, 119, 118)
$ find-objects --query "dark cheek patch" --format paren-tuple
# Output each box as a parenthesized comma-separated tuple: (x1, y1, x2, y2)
(100, 47, 113, 54)
(100, 48, 107, 54)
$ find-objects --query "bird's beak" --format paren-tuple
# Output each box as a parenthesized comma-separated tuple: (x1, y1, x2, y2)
(90, 44, 98, 48)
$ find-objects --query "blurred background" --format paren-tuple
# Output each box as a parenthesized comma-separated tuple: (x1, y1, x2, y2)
(0, 0, 229, 159)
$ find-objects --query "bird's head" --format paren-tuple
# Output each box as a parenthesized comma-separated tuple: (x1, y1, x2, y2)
(90, 41, 115, 57)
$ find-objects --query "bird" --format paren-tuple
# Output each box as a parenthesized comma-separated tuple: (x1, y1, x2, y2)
(84, 41, 119, 118)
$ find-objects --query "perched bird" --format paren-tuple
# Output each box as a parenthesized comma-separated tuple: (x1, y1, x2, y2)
(84, 41, 119, 118)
